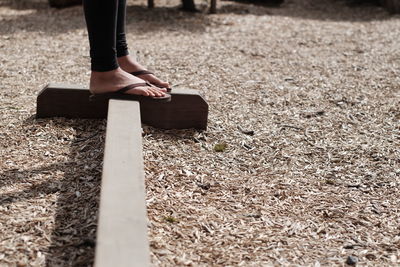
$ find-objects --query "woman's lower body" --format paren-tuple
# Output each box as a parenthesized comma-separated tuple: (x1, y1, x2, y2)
(82, 0, 169, 96)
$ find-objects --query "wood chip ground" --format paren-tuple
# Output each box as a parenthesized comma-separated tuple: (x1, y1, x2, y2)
(0, 0, 399, 266)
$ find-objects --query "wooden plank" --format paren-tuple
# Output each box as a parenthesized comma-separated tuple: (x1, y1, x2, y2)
(36, 83, 208, 130)
(95, 99, 149, 267)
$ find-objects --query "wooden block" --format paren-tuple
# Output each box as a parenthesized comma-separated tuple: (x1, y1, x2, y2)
(36, 83, 208, 130)
(95, 100, 149, 267)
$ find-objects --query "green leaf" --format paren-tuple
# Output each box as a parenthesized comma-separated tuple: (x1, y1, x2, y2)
(164, 216, 178, 223)
(214, 143, 227, 152)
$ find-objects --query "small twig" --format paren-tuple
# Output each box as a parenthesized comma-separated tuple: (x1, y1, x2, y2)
(280, 124, 303, 131)
(72, 131, 101, 145)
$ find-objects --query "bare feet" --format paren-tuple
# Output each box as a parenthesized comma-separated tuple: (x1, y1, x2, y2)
(117, 55, 170, 89)
(89, 68, 167, 97)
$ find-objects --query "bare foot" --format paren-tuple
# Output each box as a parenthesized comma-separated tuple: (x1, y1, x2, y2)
(117, 55, 170, 89)
(89, 68, 167, 97)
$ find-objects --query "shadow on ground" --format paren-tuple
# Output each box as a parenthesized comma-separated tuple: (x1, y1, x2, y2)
(0, 117, 104, 266)
(0, 115, 195, 266)
(0, 0, 211, 35)
(218, 0, 391, 21)
(0, 0, 394, 36)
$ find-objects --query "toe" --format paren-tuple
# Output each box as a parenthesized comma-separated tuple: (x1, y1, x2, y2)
(143, 74, 170, 89)
(150, 87, 165, 97)
(156, 80, 170, 89)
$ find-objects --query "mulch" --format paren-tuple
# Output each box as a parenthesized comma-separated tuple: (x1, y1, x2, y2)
(0, 0, 399, 265)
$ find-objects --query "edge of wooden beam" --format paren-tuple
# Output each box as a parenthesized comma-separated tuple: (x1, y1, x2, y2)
(94, 99, 149, 267)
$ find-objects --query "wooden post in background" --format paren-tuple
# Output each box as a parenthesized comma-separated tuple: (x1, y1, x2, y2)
(210, 0, 217, 14)
(148, 0, 155, 8)
(381, 0, 400, 13)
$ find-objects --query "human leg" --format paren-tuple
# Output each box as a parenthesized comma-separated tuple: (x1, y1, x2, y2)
(83, 0, 119, 72)
(114, 0, 170, 89)
(116, 0, 129, 58)
(83, 0, 166, 96)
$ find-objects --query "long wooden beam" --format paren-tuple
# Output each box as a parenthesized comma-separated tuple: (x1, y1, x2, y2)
(36, 83, 208, 130)
(95, 99, 149, 267)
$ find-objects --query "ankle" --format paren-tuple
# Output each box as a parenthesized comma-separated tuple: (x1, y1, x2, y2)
(117, 55, 139, 70)
(117, 55, 133, 63)
(91, 68, 122, 79)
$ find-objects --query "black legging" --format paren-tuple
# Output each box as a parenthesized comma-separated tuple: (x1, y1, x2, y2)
(83, 0, 129, 72)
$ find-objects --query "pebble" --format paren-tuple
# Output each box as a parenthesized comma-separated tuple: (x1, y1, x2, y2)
(346, 255, 358, 265)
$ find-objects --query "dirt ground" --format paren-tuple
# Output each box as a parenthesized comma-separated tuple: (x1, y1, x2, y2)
(0, 0, 399, 266)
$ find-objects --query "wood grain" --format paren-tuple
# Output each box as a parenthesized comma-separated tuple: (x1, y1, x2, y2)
(94, 100, 149, 267)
